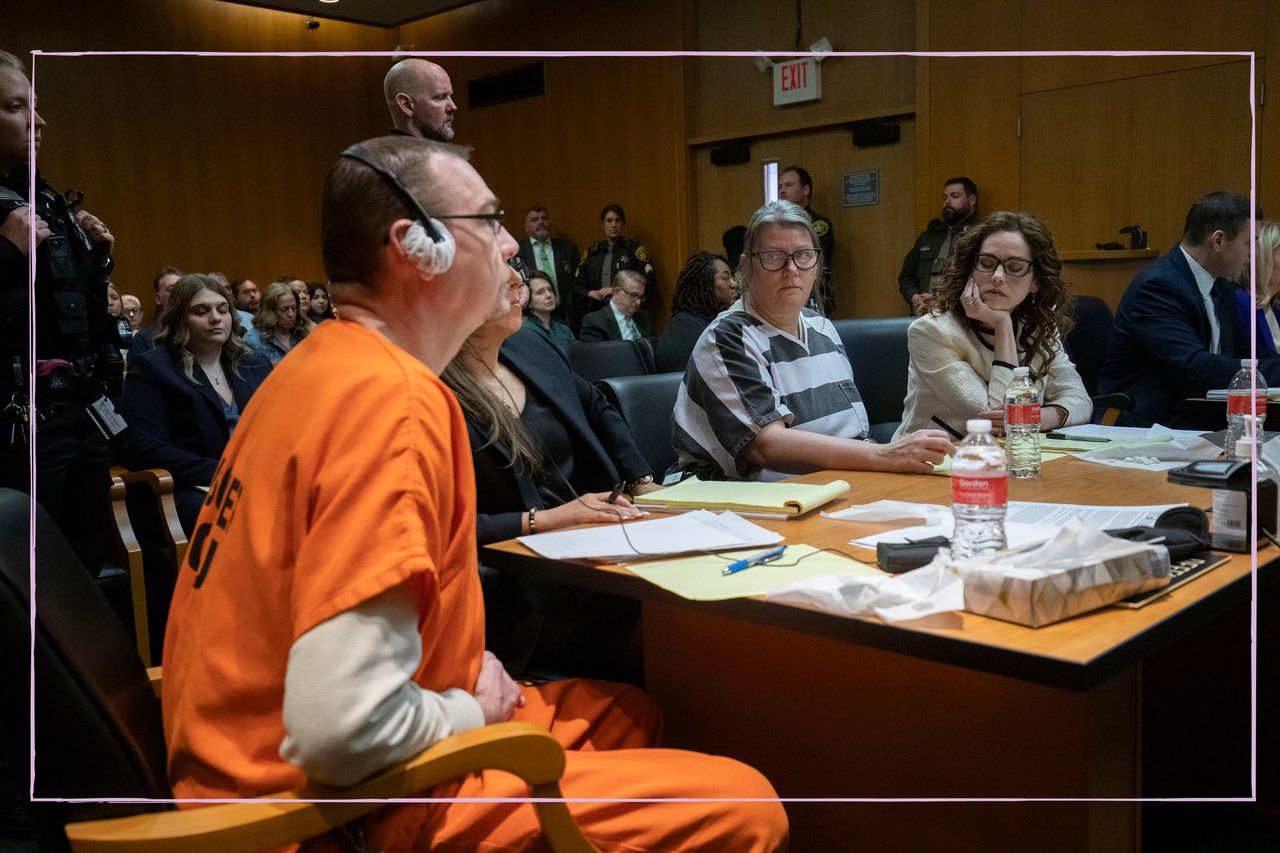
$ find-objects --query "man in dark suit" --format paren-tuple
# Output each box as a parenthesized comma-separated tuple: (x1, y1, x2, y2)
(1100, 191, 1279, 427)
(515, 206, 579, 326)
(579, 270, 653, 342)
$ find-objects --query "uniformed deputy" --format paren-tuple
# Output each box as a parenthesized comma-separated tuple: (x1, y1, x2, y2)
(779, 165, 835, 316)
(572, 203, 657, 330)
(0, 50, 120, 574)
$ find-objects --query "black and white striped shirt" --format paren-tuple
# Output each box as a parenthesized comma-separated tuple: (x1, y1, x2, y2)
(671, 299, 869, 480)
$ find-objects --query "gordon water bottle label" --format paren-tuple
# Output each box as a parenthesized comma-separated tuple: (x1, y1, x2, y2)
(1006, 403, 1041, 425)
(1227, 394, 1268, 416)
(951, 472, 1008, 506)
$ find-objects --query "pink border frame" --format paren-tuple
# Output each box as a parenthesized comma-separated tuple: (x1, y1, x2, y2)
(23, 47, 1260, 812)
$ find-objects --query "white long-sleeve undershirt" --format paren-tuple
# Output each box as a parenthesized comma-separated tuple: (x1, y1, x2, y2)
(279, 581, 485, 787)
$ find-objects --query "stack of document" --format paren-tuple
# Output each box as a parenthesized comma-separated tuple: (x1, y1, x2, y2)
(517, 510, 782, 561)
(633, 478, 850, 517)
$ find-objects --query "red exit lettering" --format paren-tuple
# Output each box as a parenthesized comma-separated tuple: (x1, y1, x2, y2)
(781, 61, 808, 91)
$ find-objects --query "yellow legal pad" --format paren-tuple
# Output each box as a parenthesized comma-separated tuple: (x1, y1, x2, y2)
(626, 544, 882, 601)
(635, 478, 850, 517)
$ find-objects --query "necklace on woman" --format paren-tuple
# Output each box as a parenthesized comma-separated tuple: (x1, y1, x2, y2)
(477, 359, 520, 413)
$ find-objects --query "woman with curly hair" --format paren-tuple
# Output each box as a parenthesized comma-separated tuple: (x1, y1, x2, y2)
(119, 274, 272, 532)
(655, 251, 735, 372)
(245, 280, 308, 365)
(894, 210, 1091, 439)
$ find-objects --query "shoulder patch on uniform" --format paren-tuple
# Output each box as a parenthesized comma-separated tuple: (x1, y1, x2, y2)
(579, 248, 589, 262)
(813, 220, 829, 236)
(635, 245, 649, 262)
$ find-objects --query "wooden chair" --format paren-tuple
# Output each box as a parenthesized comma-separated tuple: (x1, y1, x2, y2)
(102, 469, 152, 665)
(0, 487, 598, 853)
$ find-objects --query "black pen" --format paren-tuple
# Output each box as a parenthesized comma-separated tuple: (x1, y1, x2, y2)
(1045, 432, 1110, 442)
(606, 482, 626, 504)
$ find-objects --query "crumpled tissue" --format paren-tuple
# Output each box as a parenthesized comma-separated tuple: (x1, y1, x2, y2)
(765, 557, 964, 623)
(953, 518, 1170, 626)
(1078, 427, 1220, 471)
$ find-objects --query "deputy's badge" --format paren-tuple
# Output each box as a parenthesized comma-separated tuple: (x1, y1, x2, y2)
(813, 220, 830, 237)
(619, 255, 630, 264)
(579, 248, 589, 262)
(635, 246, 649, 262)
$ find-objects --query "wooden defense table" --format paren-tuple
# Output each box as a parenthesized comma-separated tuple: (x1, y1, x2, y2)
(484, 460, 1276, 852)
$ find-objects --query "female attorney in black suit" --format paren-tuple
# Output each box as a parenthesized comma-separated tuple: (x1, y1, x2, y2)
(120, 274, 272, 533)
(441, 274, 659, 545)
(441, 272, 660, 679)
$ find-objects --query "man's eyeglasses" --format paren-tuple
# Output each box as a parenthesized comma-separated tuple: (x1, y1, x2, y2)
(974, 253, 1032, 277)
(615, 289, 646, 303)
(438, 211, 505, 236)
(752, 248, 821, 271)
(123, 307, 142, 316)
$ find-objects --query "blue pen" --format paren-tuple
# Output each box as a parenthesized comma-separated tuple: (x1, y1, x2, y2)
(722, 545, 787, 576)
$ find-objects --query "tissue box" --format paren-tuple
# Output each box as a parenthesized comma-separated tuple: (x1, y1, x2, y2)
(954, 540, 1171, 628)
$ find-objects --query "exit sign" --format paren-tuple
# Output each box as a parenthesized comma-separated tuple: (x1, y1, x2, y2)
(773, 58, 821, 105)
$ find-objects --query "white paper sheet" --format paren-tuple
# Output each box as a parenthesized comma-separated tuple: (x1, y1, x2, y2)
(822, 499, 950, 524)
(516, 510, 782, 561)
(1075, 430, 1221, 471)
(1054, 423, 1208, 441)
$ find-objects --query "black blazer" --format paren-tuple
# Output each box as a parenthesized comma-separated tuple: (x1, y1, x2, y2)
(1099, 247, 1280, 427)
(119, 347, 272, 530)
(468, 328, 651, 545)
(516, 236, 580, 322)
(578, 305, 653, 343)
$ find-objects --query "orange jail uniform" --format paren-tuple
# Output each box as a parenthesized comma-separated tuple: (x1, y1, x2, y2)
(162, 320, 788, 851)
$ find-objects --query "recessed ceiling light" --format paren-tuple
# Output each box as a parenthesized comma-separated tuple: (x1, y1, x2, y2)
(319, 0, 339, 4)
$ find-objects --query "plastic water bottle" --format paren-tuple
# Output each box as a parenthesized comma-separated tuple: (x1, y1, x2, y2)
(1005, 366, 1041, 479)
(951, 418, 1008, 559)
(1225, 358, 1267, 459)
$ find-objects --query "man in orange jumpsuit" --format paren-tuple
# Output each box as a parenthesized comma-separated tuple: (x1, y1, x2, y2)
(162, 135, 788, 851)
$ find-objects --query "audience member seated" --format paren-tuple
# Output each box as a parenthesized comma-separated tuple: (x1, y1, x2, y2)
(441, 272, 659, 678)
(1234, 219, 1280, 355)
(118, 274, 271, 533)
(579, 270, 652, 342)
(121, 293, 143, 331)
(307, 280, 336, 324)
(106, 282, 122, 317)
(284, 276, 315, 332)
(128, 265, 183, 358)
(895, 211, 1091, 439)
(573, 203, 657, 326)
(672, 200, 953, 481)
(521, 271, 574, 348)
(231, 277, 260, 314)
(656, 251, 735, 373)
(1100, 191, 1280, 427)
(244, 280, 307, 365)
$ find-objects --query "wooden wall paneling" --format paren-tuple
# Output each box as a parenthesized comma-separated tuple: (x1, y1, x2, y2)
(1019, 78, 1135, 257)
(687, 0, 916, 144)
(923, 1, 1023, 224)
(1127, 61, 1254, 255)
(1018, 0, 1265, 94)
(1264, 3, 1280, 217)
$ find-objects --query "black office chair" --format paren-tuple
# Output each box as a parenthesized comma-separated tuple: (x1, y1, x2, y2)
(833, 316, 914, 442)
(0, 488, 599, 852)
(1064, 295, 1132, 424)
(597, 372, 684, 476)
(567, 340, 652, 382)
